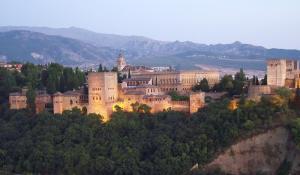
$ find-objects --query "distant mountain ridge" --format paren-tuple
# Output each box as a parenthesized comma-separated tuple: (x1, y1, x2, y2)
(1, 26, 300, 70)
(0, 30, 119, 67)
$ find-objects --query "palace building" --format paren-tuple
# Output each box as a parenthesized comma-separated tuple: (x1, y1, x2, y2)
(9, 88, 52, 113)
(267, 59, 300, 88)
(9, 54, 220, 121)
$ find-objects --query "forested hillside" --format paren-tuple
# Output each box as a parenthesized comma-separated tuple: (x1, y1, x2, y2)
(1, 63, 300, 174)
(0, 94, 298, 175)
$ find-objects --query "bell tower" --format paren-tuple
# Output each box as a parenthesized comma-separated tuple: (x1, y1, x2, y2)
(117, 53, 126, 71)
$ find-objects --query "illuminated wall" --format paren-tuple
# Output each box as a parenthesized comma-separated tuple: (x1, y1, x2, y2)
(267, 59, 287, 87)
(88, 72, 118, 122)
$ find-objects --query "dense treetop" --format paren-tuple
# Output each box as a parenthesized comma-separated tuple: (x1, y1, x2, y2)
(0, 92, 297, 175)
(1, 64, 300, 174)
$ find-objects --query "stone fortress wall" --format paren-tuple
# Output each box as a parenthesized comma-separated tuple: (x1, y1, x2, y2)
(267, 59, 300, 88)
(9, 54, 219, 121)
(247, 85, 271, 101)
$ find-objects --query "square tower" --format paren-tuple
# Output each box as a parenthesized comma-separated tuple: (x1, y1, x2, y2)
(267, 59, 287, 87)
(87, 72, 118, 121)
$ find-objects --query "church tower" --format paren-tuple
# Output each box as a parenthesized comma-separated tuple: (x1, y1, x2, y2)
(117, 53, 126, 71)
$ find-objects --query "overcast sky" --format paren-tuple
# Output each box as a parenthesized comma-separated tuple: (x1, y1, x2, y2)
(1, 0, 299, 49)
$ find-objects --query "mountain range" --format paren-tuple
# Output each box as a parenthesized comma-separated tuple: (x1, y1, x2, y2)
(1, 26, 300, 70)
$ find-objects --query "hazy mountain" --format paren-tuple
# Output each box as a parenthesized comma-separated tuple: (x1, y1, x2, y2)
(0, 30, 119, 67)
(1, 26, 300, 70)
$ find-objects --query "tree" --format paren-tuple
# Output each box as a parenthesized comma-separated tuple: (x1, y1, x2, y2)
(98, 64, 103, 72)
(261, 74, 267, 85)
(0, 68, 17, 100)
(215, 75, 234, 93)
(252, 75, 256, 85)
(243, 120, 255, 130)
(168, 91, 189, 101)
(293, 87, 300, 109)
(82, 106, 87, 115)
(138, 104, 151, 113)
(131, 102, 140, 112)
(275, 87, 292, 102)
(234, 68, 246, 82)
(46, 63, 64, 93)
(255, 76, 260, 85)
(21, 63, 41, 89)
(114, 105, 123, 113)
(103, 67, 109, 72)
(193, 78, 210, 92)
(128, 69, 131, 79)
(291, 118, 300, 149)
(232, 69, 246, 95)
(26, 86, 36, 113)
(111, 66, 118, 72)
(199, 78, 210, 92)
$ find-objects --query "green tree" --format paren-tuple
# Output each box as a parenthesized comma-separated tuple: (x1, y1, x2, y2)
(193, 78, 209, 92)
(128, 69, 131, 79)
(46, 63, 64, 93)
(232, 69, 246, 95)
(261, 74, 267, 85)
(138, 104, 151, 113)
(0, 68, 17, 100)
(114, 105, 123, 113)
(98, 64, 103, 72)
(168, 91, 189, 101)
(243, 120, 255, 130)
(26, 86, 36, 113)
(291, 118, 300, 149)
(131, 102, 140, 112)
(21, 63, 41, 89)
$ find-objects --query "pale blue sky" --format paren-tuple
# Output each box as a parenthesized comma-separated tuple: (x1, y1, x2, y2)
(1, 0, 299, 49)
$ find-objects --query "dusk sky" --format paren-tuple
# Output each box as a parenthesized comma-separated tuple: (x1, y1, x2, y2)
(1, 0, 299, 49)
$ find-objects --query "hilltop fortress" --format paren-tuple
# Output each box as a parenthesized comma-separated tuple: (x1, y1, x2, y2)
(52, 54, 220, 121)
(9, 54, 220, 122)
(9, 55, 300, 120)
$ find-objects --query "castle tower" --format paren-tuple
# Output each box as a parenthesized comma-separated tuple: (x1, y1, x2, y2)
(267, 59, 287, 87)
(117, 53, 126, 71)
(53, 92, 64, 114)
(189, 92, 205, 113)
(87, 72, 118, 122)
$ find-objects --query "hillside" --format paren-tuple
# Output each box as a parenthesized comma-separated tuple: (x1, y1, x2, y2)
(1, 26, 300, 70)
(202, 127, 292, 174)
(0, 30, 118, 67)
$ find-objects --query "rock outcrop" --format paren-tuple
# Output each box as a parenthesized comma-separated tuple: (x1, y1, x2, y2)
(203, 127, 290, 175)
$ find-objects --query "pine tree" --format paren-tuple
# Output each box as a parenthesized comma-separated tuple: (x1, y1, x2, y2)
(294, 87, 300, 109)
(98, 64, 103, 72)
(26, 86, 36, 113)
(255, 76, 260, 85)
(252, 75, 256, 85)
(128, 69, 131, 79)
(261, 74, 267, 85)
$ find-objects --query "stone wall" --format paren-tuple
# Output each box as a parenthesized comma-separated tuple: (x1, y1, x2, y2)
(9, 95, 27, 110)
(247, 85, 271, 101)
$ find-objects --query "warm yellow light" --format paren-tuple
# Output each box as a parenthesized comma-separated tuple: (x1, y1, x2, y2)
(228, 100, 238, 111)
